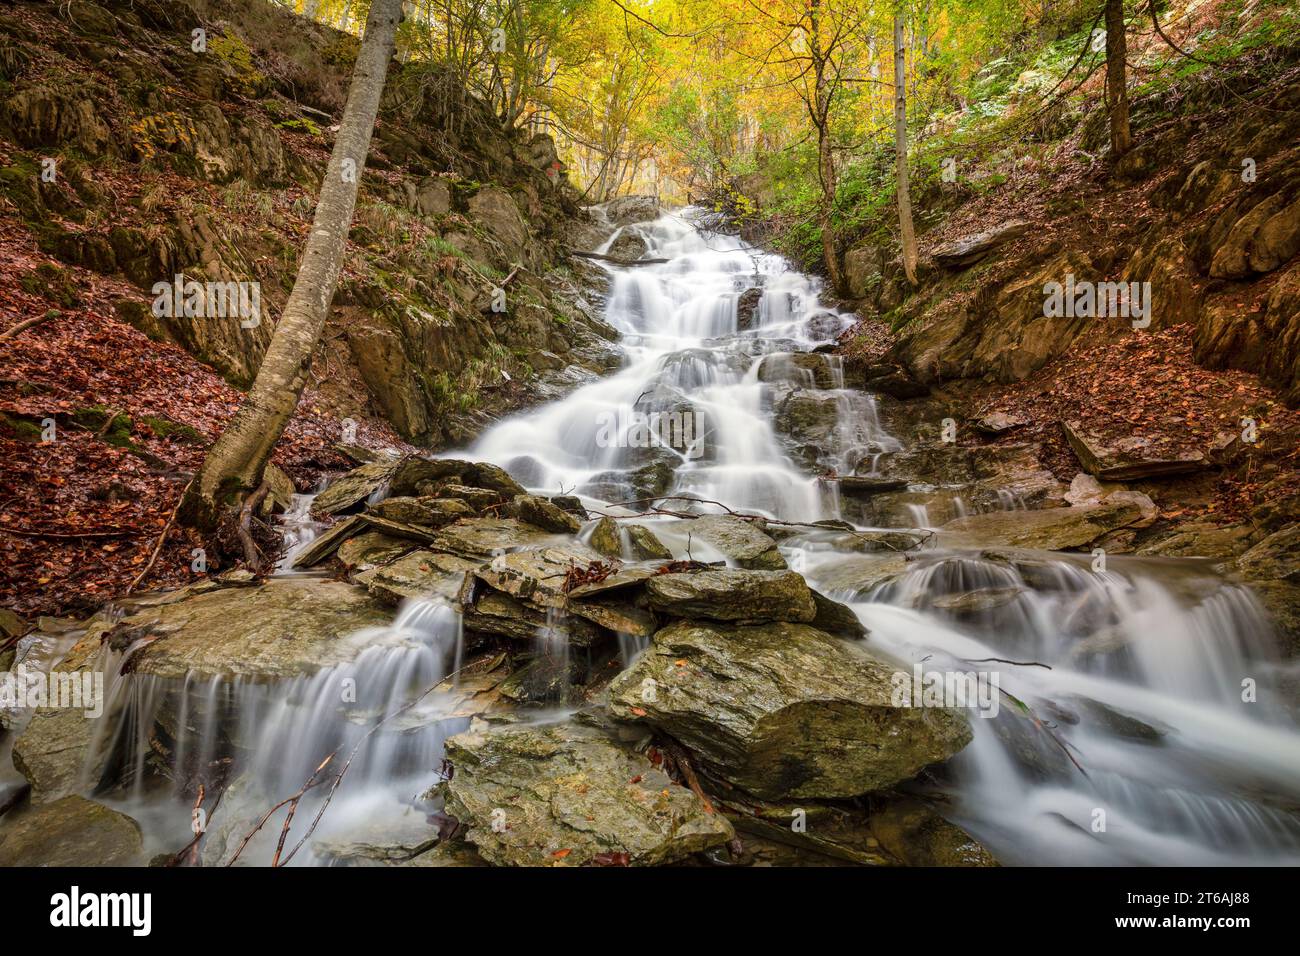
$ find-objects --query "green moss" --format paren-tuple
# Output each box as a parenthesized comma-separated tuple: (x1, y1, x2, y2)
(72, 406, 134, 448)
(19, 264, 79, 308)
(2, 413, 43, 442)
(276, 117, 321, 136)
(139, 415, 205, 444)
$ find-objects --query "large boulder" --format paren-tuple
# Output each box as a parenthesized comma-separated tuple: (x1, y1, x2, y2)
(601, 195, 660, 226)
(608, 621, 971, 800)
(442, 720, 733, 866)
(127, 578, 393, 681)
(0, 795, 144, 867)
(645, 569, 816, 624)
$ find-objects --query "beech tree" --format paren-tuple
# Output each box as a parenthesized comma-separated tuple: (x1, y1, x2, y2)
(180, 0, 405, 531)
(1103, 0, 1132, 157)
(894, 6, 918, 285)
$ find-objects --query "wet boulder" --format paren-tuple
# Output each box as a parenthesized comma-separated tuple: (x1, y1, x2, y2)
(672, 514, 786, 570)
(127, 578, 393, 682)
(608, 620, 972, 800)
(370, 496, 474, 528)
(0, 795, 144, 867)
(868, 798, 999, 866)
(645, 569, 817, 624)
(442, 720, 733, 866)
(509, 495, 581, 534)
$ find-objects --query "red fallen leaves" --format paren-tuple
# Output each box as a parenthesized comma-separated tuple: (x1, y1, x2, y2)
(0, 224, 411, 619)
(957, 324, 1300, 524)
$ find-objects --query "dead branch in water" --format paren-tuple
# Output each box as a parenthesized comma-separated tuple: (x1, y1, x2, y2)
(585, 493, 936, 553)
(569, 250, 669, 266)
(225, 753, 336, 867)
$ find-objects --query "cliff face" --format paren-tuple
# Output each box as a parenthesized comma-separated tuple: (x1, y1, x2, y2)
(0, 0, 618, 448)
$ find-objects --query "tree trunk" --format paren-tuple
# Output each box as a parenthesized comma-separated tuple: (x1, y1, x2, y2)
(817, 125, 846, 296)
(894, 12, 918, 286)
(1104, 0, 1132, 156)
(179, 0, 404, 531)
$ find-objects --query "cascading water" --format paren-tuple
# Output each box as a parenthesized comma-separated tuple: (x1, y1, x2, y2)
(6, 206, 1298, 866)
(465, 206, 1300, 865)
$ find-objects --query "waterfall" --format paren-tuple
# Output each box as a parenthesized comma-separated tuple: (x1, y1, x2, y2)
(6, 205, 1296, 866)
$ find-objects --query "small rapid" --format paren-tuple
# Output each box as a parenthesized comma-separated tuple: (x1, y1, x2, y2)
(4, 206, 1297, 867)
(463, 207, 1300, 865)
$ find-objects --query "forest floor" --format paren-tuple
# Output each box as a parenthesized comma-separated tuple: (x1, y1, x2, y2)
(0, 216, 411, 619)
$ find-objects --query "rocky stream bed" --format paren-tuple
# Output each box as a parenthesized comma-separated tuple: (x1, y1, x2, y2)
(1, 205, 1297, 867)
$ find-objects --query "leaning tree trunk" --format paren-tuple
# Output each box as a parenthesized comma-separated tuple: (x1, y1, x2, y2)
(179, 0, 404, 531)
(1104, 0, 1132, 156)
(894, 11, 918, 286)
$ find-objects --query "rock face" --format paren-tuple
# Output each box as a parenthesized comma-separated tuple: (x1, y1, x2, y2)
(646, 569, 817, 624)
(608, 621, 971, 800)
(442, 720, 733, 866)
(1233, 525, 1300, 655)
(0, 795, 143, 866)
(128, 578, 393, 681)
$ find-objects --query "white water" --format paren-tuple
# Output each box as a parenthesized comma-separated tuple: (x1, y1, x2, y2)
(464, 207, 1300, 865)
(6, 206, 1298, 866)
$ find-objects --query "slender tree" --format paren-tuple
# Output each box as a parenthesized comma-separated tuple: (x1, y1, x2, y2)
(894, 8, 918, 285)
(1103, 0, 1132, 156)
(180, 0, 405, 531)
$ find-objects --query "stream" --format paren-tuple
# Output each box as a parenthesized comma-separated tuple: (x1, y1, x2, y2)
(3, 206, 1298, 866)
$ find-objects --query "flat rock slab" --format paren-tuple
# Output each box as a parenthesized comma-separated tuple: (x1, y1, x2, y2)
(430, 518, 568, 558)
(938, 501, 1142, 551)
(355, 550, 479, 604)
(608, 620, 971, 800)
(1063, 420, 1208, 481)
(837, 476, 909, 497)
(0, 795, 143, 866)
(443, 720, 733, 866)
(129, 578, 394, 681)
(932, 220, 1030, 269)
(310, 460, 398, 516)
(646, 568, 817, 624)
